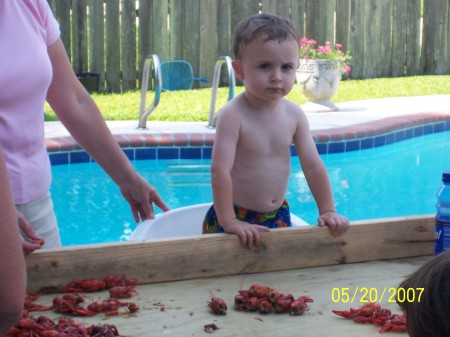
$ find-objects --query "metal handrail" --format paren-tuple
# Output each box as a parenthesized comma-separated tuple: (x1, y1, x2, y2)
(138, 54, 162, 129)
(207, 56, 236, 128)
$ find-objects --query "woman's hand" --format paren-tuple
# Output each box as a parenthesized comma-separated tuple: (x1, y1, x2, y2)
(119, 174, 169, 222)
(16, 211, 44, 255)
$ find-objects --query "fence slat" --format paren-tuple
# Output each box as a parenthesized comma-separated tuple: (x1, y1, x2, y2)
(335, 0, 351, 53)
(105, 0, 121, 92)
(199, 0, 218, 84)
(89, 0, 105, 89)
(121, 0, 137, 91)
(290, 0, 306, 38)
(405, 0, 422, 75)
(378, 0, 393, 77)
(391, 0, 408, 77)
(71, 0, 88, 74)
(349, 0, 364, 79)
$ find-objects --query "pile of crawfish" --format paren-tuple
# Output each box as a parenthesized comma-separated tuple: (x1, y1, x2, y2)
(332, 302, 407, 333)
(7, 274, 140, 337)
(8, 315, 120, 337)
(208, 284, 313, 316)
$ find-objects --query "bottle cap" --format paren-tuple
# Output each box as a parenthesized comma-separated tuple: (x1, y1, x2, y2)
(443, 172, 450, 183)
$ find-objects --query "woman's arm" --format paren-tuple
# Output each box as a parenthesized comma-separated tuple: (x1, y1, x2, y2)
(0, 149, 26, 335)
(46, 39, 168, 221)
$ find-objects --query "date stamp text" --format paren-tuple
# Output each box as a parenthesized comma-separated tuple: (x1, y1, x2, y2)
(331, 287, 424, 304)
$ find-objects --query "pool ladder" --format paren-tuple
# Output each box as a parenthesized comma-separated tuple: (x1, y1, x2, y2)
(207, 56, 235, 128)
(138, 54, 162, 130)
(138, 55, 235, 129)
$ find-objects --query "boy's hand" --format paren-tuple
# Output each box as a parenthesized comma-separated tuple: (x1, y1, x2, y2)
(318, 211, 350, 237)
(224, 219, 271, 251)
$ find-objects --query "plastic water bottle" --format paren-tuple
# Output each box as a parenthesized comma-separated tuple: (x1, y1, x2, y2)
(435, 171, 450, 255)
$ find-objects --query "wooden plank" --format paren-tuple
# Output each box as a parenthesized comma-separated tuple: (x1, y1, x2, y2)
(199, 0, 217, 85)
(420, 0, 448, 74)
(151, 0, 169, 61)
(121, 0, 137, 90)
(405, 0, 421, 75)
(363, 0, 383, 78)
(168, 0, 181, 59)
(305, 0, 335, 45)
(335, 0, 351, 53)
(391, 0, 408, 77)
(216, 0, 231, 57)
(105, 0, 121, 92)
(349, 0, 364, 79)
(137, 0, 153, 87)
(26, 216, 434, 292)
(71, 0, 88, 73)
(31, 255, 432, 337)
(275, 0, 291, 19)
(52, 0, 71, 59)
(261, 0, 277, 15)
(182, 0, 201, 72)
(378, 0, 392, 77)
(89, 0, 105, 90)
(290, 0, 306, 38)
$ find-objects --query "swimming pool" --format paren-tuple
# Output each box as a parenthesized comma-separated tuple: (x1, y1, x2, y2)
(50, 130, 450, 246)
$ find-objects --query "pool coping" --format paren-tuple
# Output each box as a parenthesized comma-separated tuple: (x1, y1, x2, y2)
(45, 110, 450, 166)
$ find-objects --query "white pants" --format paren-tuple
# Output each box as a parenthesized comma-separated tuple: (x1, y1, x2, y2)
(15, 193, 62, 248)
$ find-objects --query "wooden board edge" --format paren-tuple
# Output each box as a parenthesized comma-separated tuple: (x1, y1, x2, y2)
(26, 215, 435, 292)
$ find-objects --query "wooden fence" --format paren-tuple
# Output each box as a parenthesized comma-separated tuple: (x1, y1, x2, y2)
(47, 0, 450, 93)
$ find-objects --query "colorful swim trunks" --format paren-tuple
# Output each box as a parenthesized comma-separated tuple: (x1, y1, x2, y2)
(202, 200, 292, 234)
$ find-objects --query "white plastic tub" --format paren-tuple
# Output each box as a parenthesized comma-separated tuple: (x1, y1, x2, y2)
(129, 203, 309, 240)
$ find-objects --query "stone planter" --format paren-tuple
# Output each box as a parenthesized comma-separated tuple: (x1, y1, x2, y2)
(296, 59, 342, 112)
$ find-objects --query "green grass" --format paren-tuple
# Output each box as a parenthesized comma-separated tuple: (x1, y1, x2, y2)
(44, 75, 450, 122)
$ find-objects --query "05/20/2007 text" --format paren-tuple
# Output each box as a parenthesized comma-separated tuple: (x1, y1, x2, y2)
(331, 287, 424, 304)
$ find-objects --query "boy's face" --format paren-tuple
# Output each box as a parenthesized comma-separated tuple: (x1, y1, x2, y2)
(232, 36, 299, 102)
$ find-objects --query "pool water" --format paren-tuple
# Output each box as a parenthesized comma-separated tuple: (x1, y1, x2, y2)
(51, 131, 450, 246)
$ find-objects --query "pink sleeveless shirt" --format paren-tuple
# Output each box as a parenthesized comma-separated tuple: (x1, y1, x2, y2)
(0, 0, 60, 204)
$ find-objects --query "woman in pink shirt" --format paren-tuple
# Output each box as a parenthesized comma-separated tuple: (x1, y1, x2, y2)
(0, 0, 169, 253)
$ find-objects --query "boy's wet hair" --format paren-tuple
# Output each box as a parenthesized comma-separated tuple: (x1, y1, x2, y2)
(397, 250, 450, 337)
(232, 13, 299, 60)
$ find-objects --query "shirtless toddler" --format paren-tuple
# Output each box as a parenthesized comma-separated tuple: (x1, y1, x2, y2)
(203, 14, 349, 250)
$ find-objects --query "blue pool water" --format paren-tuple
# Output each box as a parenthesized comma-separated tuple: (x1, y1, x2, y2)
(51, 131, 450, 246)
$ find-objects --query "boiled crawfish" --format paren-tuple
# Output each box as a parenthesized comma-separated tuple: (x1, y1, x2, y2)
(87, 298, 139, 316)
(60, 278, 106, 293)
(108, 285, 139, 299)
(103, 274, 139, 288)
(86, 324, 120, 337)
(52, 296, 96, 316)
(24, 292, 53, 312)
(208, 297, 227, 315)
(233, 284, 313, 316)
(332, 302, 407, 333)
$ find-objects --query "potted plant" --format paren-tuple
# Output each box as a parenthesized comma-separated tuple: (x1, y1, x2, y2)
(296, 37, 351, 112)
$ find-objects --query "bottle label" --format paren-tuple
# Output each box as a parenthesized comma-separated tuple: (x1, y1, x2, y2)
(435, 220, 450, 255)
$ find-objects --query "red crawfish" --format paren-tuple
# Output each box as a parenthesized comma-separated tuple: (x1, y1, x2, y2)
(108, 285, 139, 299)
(249, 284, 274, 298)
(289, 296, 314, 315)
(60, 278, 106, 292)
(208, 297, 227, 315)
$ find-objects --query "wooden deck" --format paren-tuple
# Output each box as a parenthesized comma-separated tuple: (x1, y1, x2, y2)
(26, 215, 435, 336)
